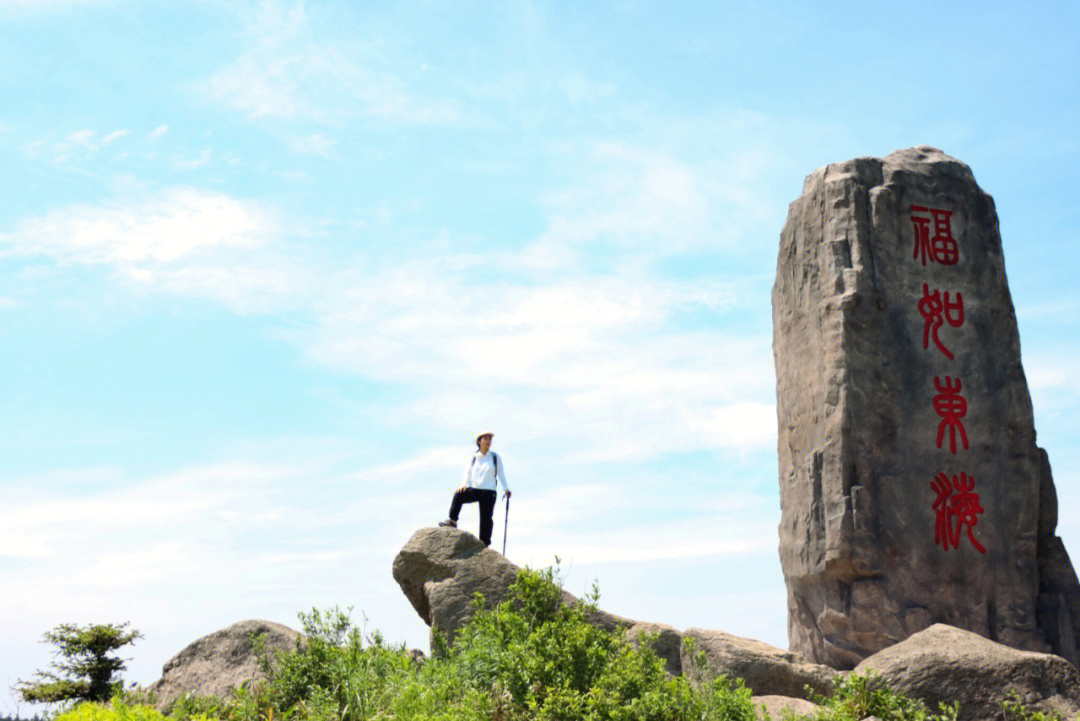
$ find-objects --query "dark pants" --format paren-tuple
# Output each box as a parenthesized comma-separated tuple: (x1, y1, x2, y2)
(449, 488, 498, 546)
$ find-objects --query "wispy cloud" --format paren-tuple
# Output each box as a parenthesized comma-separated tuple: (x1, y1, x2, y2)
(0, 187, 299, 313)
(50, 128, 97, 162)
(149, 124, 169, 140)
(102, 129, 130, 145)
(204, 2, 460, 125)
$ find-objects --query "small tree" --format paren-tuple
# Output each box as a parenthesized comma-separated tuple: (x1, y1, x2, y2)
(15, 623, 142, 705)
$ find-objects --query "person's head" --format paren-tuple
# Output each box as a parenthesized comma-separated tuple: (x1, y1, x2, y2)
(476, 432, 493, 454)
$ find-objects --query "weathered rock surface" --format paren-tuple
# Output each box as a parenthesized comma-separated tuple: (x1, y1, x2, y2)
(773, 146, 1080, 668)
(751, 695, 818, 720)
(392, 527, 527, 646)
(856, 624, 1080, 721)
(681, 628, 835, 700)
(394, 527, 683, 670)
(148, 619, 300, 711)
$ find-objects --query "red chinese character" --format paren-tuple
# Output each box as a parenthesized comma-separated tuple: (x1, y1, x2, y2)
(910, 205, 959, 266)
(918, 283, 965, 359)
(931, 471, 986, 553)
(933, 375, 969, 453)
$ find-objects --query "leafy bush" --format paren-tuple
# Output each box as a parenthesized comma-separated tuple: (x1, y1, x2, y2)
(808, 672, 957, 721)
(51, 699, 174, 721)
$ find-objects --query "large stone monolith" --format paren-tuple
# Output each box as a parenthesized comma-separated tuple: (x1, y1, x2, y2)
(772, 146, 1080, 669)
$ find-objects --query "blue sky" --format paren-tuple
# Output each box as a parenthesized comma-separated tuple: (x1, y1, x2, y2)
(2, 0, 1080, 712)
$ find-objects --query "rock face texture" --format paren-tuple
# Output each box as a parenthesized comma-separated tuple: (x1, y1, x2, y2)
(681, 628, 834, 700)
(148, 619, 300, 711)
(773, 146, 1080, 668)
(856, 624, 1080, 721)
(393, 527, 525, 646)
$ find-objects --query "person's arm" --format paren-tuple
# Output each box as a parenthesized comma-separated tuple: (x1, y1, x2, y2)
(496, 455, 510, 496)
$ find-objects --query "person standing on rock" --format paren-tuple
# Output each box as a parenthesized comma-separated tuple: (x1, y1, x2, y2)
(439, 432, 510, 548)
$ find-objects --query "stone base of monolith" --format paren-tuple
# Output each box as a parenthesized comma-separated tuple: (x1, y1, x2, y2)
(772, 146, 1080, 668)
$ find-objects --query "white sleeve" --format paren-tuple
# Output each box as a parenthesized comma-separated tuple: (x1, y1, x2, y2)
(496, 455, 509, 493)
(462, 455, 473, 486)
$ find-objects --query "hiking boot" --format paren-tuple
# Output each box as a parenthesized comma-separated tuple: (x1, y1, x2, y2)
(438, 519, 457, 528)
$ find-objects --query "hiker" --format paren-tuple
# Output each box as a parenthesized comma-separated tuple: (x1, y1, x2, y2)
(439, 432, 510, 547)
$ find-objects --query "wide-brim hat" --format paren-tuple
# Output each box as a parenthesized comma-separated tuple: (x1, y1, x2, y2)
(475, 431, 495, 443)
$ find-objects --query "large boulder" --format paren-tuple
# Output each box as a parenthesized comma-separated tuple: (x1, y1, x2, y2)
(393, 527, 679, 672)
(393, 527, 523, 646)
(148, 619, 300, 711)
(773, 146, 1080, 668)
(856, 624, 1080, 721)
(680, 628, 835, 700)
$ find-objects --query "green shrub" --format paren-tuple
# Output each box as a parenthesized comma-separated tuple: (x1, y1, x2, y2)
(52, 699, 175, 721)
(809, 672, 957, 721)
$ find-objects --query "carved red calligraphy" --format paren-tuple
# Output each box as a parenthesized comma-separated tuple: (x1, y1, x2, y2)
(910, 203, 985, 551)
(911, 205, 959, 266)
(933, 375, 969, 454)
(931, 471, 986, 553)
(918, 283, 964, 359)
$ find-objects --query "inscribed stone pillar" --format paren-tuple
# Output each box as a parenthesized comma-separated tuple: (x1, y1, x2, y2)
(772, 146, 1080, 668)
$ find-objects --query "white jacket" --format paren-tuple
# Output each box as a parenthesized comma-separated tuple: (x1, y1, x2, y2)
(462, 450, 509, 493)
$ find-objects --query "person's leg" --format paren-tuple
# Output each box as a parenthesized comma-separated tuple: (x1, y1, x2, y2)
(447, 487, 484, 523)
(478, 490, 497, 546)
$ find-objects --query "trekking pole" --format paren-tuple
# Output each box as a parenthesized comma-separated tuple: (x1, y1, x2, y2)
(502, 494, 510, 556)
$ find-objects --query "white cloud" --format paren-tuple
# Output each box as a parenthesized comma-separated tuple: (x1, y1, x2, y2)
(102, 129, 129, 145)
(3, 187, 266, 263)
(149, 124, 169, 140)
(51, 128, 97, 162)
(205, 2, 460, 125)
(0, 187, 300, 313)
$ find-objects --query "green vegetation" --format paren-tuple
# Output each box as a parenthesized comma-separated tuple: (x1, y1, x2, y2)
(806, 672, 957, 721)
(15, 623, 142, 706)
(160, 567, 760, 721)
(52, 700, 169, 721)
(1001, 691, 1065, 721)
(21, 570, 1080, 721)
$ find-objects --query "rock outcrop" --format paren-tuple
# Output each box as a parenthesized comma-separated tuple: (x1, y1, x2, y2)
(773, 146, 1080, 668)
(394, 527, 836, 696)
(681, 628, 834, 699)
(148, 619, 300, 711)
(856, 624, 1080, 721)
(392, 527, 526, 646)
(393, 527, 640, 646)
